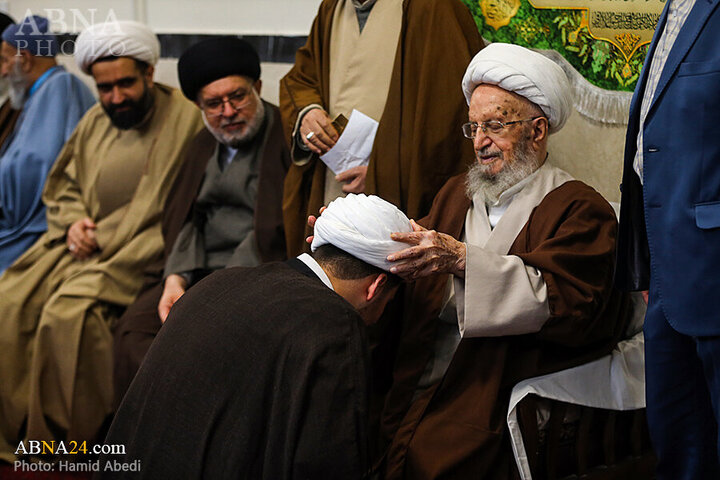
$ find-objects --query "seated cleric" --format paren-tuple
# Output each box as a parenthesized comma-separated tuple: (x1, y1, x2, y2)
(99, 194, 411, 479)
(0, 21, 204, 461)
(379, 44, 631, 478)
(111, 37, 290, 408)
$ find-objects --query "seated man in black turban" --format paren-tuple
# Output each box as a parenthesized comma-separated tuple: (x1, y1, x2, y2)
(112, 37, 291, 407)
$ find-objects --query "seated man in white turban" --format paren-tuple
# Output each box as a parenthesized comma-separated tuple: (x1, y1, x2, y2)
(0, 21, 203, 461)
(379, 43, 631, 479)
(99, 193, 408, 479)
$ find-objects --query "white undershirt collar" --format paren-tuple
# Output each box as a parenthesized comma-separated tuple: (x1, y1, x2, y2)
(297, 253, 335, 291)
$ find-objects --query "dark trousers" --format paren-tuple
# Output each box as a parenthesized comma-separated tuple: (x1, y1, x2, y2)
(644, 296, 720, 479)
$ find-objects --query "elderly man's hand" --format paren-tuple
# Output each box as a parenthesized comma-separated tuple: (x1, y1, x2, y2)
(305, 206, 327, 245)
(387, 220, 467, 280)
(300, 109, 338, 155)
(336, 166, 367, 194)
(158, 274, 187, 323)
(66, 217, 99, 260)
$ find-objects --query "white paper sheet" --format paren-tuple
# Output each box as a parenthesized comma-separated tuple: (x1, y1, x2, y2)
(320, 109, 379, 175)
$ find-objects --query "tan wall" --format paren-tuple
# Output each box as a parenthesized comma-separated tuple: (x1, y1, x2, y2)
(548, 109, 628, 203)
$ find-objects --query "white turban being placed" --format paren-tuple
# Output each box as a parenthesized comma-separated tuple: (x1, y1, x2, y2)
(311, 194, 413, 271)
(462, 43, 572, 134)
(74, 21, 160, 74)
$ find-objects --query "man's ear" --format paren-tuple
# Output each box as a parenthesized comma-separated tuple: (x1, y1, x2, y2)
(254, 79, 262, 96)
(365, 273, 387, 302)
(532, 116, 548, 144)
(19, 50, 32, 72)
(144, 64, 155, 88)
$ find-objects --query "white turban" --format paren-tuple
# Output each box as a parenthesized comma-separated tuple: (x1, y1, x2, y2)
(311, 194, 413, 271)
(74, 21, 160, 74)
(462, 43, 573, 134)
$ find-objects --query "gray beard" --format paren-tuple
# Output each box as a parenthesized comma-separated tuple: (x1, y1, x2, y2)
(203, 90, 266, 148)
(7, 63, 27, 109)
(465, 139, 541, 205)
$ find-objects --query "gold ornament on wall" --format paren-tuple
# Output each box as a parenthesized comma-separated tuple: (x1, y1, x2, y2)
(531, 0, 664, 62)
(480, 0, 522, 30)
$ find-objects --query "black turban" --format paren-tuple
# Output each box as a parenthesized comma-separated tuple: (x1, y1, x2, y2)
(177, 37, 261, 101)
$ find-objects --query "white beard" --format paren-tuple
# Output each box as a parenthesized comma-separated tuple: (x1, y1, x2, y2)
(202, 89, 265, 148)
(465, 138, 541, 205)
(7, 62, 28, 109)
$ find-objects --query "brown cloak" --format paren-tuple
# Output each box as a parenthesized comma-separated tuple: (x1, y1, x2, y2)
(102, 261, 370, 479)
(381, 174, 631, 479)
(112, 102, 291, 406)
(280, 0, 483, 256)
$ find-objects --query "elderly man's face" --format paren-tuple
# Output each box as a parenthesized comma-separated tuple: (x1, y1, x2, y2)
(92, 57, 155, 130)
(0, 41, 19, 78)
(468, 84, 546, 177)
(465, 84, 548, 202)
(0, 42, 28, 108)
(197, 75, 265, 148)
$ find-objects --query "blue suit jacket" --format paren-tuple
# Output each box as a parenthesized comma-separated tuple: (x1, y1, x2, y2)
(616, 0, 720, 335)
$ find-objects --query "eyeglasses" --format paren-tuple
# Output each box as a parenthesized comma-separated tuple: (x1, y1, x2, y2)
(462, 116, 544, 139)
(201, 89, 253, 117)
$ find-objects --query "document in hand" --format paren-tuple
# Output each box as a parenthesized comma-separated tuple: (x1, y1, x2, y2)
(320, 109, 379, 175)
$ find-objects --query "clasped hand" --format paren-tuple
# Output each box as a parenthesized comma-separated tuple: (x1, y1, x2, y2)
(66, 217, 98, 260)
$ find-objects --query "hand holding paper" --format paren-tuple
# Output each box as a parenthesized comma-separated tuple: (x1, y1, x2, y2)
(320, 109, 379, 175)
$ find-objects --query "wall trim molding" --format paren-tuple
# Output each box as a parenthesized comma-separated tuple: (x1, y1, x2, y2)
(57, 33, 307, 63)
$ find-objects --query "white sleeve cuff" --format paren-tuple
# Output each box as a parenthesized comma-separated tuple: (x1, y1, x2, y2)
(457, 244, 550, 337)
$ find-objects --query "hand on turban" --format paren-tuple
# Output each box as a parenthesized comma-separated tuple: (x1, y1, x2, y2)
(2, 15, 57, 57)
(311, 194, 413, 271)
(177, 37, 261, 101)
(462, 43, 573, 134)
(74, 21, 159, 74)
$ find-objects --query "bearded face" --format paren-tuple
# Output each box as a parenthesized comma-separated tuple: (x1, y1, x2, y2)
(91, 57, 156, 130)
(101, 79, 154, 130)
(198, 76, 265, 149)
(465, 132, 540, 204)
(465, 84, 548, 204)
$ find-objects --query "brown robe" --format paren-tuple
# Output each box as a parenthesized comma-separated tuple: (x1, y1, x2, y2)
(381, 174, 631, 479)
(280, 0, 483, 256)
(112, 103, 291, 407)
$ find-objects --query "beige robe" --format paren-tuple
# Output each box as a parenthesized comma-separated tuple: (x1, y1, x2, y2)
(280, 0, 484, 256)
(291, 0, 402, 202)
(0, 83, 203, 461)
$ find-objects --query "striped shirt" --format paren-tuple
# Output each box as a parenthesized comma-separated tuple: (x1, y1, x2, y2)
(634, 0, 696, 184)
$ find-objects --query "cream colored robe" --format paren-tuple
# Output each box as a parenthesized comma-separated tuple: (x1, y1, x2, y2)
(292, 0, 402, 202)
(0, 84, 203, 461)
